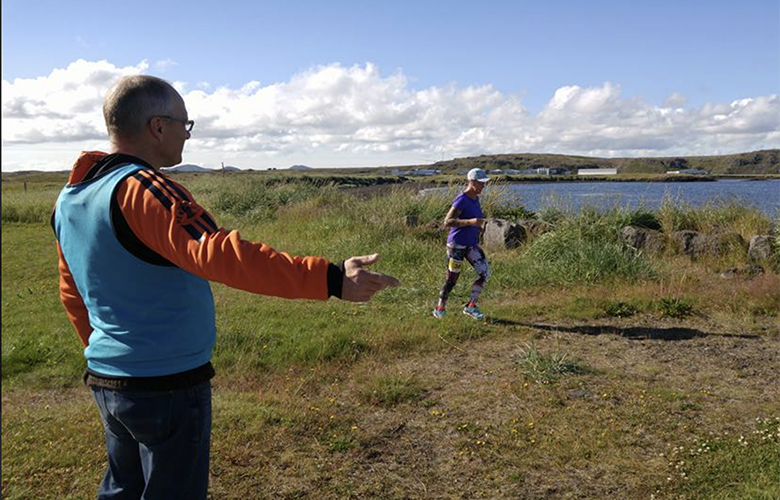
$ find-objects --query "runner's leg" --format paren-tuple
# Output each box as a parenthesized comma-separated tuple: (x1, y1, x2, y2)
(465, 245, 490, 306)
(437, 244, 466, 309)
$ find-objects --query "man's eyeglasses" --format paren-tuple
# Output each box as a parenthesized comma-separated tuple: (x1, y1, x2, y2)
(156, 116, 195, 132)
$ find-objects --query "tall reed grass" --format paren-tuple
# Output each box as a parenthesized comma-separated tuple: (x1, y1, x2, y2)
(658, 197, 773, 240)
(1, 188, 59, 224)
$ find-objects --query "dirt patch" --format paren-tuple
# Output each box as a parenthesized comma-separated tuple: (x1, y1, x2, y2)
(4, 322, 778, 499)
(205, 321, 779, 499)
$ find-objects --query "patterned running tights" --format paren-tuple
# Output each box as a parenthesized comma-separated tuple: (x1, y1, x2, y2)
(437, 243, 490, 308)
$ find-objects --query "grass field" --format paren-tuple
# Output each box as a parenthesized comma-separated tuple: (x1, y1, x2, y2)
(2, 172, 779, 499)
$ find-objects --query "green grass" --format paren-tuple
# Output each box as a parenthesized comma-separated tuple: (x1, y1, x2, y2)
(358, 374, 424, 407)
(2, 176, 775, 387)
(658, 296, 695, 319)
(3, 172, 779, 499)
(515, 342, 590, 384)
(1, 223, 86, 387)
(500, 205, 659, 287)
(1, 187, 61, 223)
(604, 300, 639, 318)
(658, 197, 774, 243)
(658, 417, 780, 499)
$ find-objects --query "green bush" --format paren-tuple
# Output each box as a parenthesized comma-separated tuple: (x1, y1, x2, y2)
(658, 296, 694, 319)
(623, 209, 662, 230)
(658, 197, 772, 241)
(515, 342, 590, 384)
(211, 179, 321, 221)
(501, 206, 657, 286)
(604, 301, 638, 318)
(2, 198, 56, 224)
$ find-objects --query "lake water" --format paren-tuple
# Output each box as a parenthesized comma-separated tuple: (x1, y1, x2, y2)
(426, 180, 780, 216)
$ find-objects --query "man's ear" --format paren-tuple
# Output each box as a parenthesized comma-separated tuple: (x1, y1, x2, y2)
(149, 117, 164, 140)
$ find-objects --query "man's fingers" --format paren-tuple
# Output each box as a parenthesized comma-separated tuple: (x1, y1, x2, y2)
(375, 273, 400, 287)
(341, 269, 401, 302)
(352, 269, 401, 288)
(346, 253, 380, 268)
(340, 253, 400, 302)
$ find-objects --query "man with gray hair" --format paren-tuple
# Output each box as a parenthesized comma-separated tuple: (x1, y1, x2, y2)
(52, 75, 399, 499)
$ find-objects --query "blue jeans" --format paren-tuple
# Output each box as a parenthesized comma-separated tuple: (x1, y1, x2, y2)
(91, 381, 212, 500)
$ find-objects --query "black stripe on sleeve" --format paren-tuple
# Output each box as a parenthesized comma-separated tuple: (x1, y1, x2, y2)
(133, 172, 206, 242)
(153, 171, 192, 201)
(193, 219, 212, 235)
(111, 173, 175, 267)
(141, 171, 218, 236)
(201, 213, 219, 232)
(133, 173, 173, 209)
(142, 170, 188, 203)
(183, 224, 203, 240)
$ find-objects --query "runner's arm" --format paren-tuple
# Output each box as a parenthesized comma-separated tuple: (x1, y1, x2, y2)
(443, 206, 482, 228)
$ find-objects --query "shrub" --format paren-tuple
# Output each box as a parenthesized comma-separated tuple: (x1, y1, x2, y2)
(502, 206, 657, 286)
(624, 209, 662, 230)
(658, 197, 772, 241)
(2, 197, 56, 224)
(210, 179, 321, 221)
(658, 296, 694, 319)
(489, 204, 537, 221)
(605, 301, 638, 318)
(515, 343, 589, 384)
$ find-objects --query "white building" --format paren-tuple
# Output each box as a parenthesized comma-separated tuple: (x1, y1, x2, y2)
(392, 168, 441, 176)
(666, 169, 708, 175)
(577, 168, 617, 176)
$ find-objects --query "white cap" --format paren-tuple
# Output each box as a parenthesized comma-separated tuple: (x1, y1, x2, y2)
(467, 168, 490, 182)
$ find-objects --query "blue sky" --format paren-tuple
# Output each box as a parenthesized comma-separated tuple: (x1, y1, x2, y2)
(2, 0, 778, 171)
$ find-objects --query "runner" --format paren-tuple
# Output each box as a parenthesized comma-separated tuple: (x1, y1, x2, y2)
(433, 168, 491, 320)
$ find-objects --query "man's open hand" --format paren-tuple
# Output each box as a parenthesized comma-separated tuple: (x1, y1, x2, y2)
(341, 254, 400, 302)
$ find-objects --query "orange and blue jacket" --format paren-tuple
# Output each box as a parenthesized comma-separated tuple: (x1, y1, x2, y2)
(55, 151, 341, 351)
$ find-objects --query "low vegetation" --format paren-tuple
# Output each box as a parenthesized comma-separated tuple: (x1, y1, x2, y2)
(420, 148, 779, 175)
(515, 342, 591, 383)
(2, 172, 778, 499)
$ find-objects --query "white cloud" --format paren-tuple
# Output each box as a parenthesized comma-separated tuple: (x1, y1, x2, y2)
(154, 59, 178, 73)
(663, 92, 687, 108)
(2, 59, 148, 148)
(2, 59, 779, 171)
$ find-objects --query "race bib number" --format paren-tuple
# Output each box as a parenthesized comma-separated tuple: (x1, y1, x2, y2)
(448, 258, 463, 273)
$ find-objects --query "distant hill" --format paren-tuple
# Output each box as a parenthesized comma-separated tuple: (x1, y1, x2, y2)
(423, 149, 779, 175)
(288, 165, 313, 171)
(162, 164, 215, 173)
(161, 164, 242, 173)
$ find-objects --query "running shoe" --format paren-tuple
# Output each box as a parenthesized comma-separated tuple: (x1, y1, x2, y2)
(462, 304, 484, 320)
(432, 307, 446, 319)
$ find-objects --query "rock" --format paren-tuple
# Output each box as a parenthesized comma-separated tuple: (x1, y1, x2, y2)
(748, 235, 773, 261)
(519, 219, 551, 239)
(483, 218, 526, 249)
(620, 226, 665, 253)
(672, 230, 699, 255)
(719, 265, 765, 279)
(568, 389, 590, 399)
(705, 232, 746, 256)
(672, 230, 745, 257)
